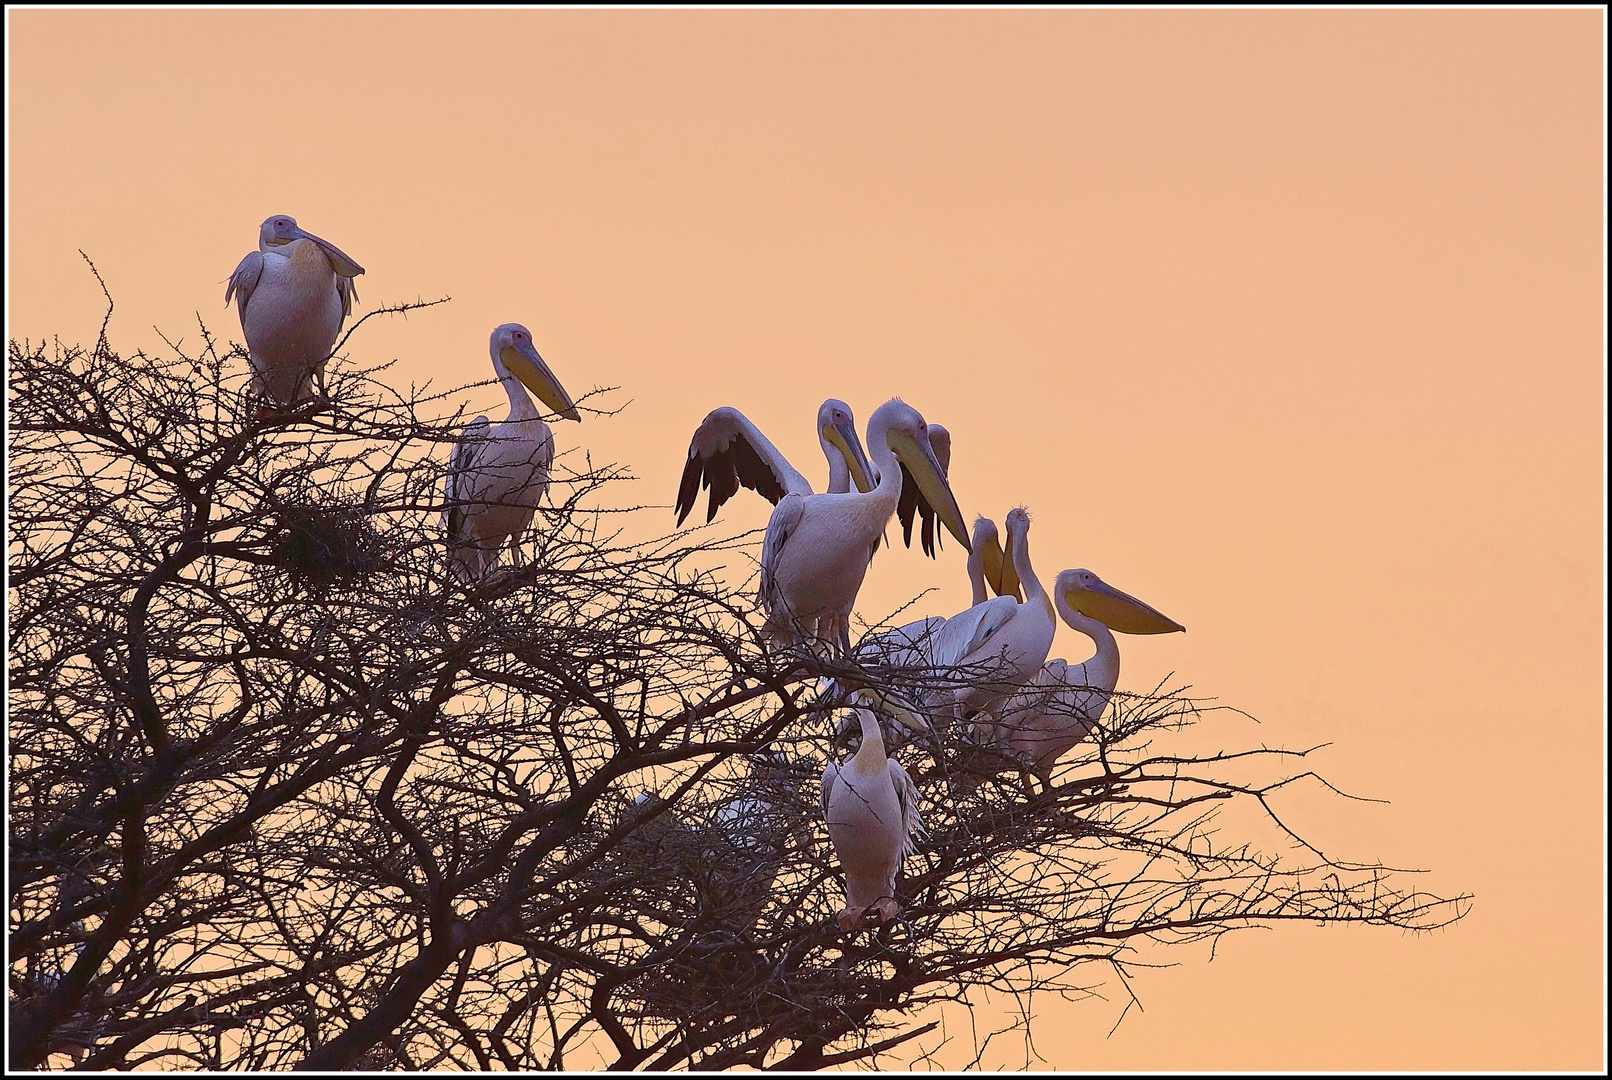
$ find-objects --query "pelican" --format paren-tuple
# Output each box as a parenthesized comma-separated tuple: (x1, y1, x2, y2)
(965, 514, 1022, 605)
(759, 399, 970, 653)
(833, 515, 1022, 745)
(919, 507, 1056, 724)
(225, 214, 364, 411)
(442, 323, 580, 583)
(821, 692, 925, 932)
(675, 400, 876, 527)
(992, 567, 1185, 792)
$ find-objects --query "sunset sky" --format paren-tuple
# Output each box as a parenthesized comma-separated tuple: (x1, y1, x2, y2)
(7, 8, 1604, 1070)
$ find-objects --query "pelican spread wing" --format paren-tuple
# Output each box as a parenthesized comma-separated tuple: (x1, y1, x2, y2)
(677, 407, 814, 525)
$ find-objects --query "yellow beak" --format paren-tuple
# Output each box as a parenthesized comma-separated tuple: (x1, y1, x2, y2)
(502, 345, 581, 421)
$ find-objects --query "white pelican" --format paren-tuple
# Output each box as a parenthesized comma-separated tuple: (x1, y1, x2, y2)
(964, 514, 1022, 605)
(837, 515, 1019, 725)
(919, 507, 1056, 724)
(821, 692, 925, 931)
(759, 399, 969, 653)
(225, 214, 364, 411)
(442, 323, 580, 583)
(675, 400, 875, 527)
(992, 567, 1185, 792)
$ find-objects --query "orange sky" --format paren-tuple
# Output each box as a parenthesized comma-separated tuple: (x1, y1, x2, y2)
(7, 8, 1605, 1071)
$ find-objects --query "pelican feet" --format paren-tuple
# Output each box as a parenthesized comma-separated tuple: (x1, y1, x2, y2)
(837, 895, 903, 933)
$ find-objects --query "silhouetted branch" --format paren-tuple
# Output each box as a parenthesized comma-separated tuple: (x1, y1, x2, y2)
(8, 281, 1470, 1071)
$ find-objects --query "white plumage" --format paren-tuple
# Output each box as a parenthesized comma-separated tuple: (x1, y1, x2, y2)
(225, 214, 363, 411)
(990, 567, 1185, 791)
(442, 323, 580, 582)
(821, 694, 925, 931)
(758, 399, 970, 653)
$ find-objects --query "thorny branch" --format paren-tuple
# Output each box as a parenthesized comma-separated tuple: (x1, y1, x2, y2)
(8, 290, 1469, 1071)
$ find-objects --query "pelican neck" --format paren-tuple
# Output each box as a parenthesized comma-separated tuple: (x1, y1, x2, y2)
(1055, 590, 1118, 669)
(1009, 519, 1051, 612)
(852, 708, 887, 769)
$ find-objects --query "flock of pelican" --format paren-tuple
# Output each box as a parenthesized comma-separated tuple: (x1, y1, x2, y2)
(228, 213, 1186, 936)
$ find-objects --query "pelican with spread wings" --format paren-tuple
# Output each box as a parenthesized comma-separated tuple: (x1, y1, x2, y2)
(675, 400, 876, 526)
(225, 214, 364, 411)
(442, 323, 580, 583)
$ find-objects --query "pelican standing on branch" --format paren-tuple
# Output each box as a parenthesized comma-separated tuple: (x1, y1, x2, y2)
(225, 214, 364, 411)
(821, 692, 925, 932)
(921, 507, 1055, 725)
(992, 567, 1185, 792)
(836, 514, 1022, 734)
(442, 323, 580, 583)
(758, 398, 970, 653)
(675, 400, 876, 527)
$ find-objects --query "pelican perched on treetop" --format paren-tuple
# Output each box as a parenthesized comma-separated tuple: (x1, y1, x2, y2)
(835, 514, 1022, 744)
(916, 507, 1056, 725)
(821, 691, 925, 932)
(225, 214, 364, 412)
(675, 401, 876, 527)
(965, 514, 1022, 605)
(989, 567, 1184, 793)
(441, 323, 580, 583)
(758, 398, 970, 653)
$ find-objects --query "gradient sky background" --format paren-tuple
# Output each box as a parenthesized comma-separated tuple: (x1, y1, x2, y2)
(8, 8, 1604, 1071)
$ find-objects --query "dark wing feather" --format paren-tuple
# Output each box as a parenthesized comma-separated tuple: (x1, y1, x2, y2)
(705, 451, 740, 523)
(444, 416, 491, 545)
(675, 407, 807, 526)
(675, 451, 706, 525)
(895, 424, 950, 558)
(730, 431, 789, 507)
(895, 461, 944, 558)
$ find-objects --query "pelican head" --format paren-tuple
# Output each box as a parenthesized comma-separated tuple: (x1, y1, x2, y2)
(973, 515, 1023, 601)
(491, 323, 581, 421)
(257, 214, 365, 277)
(869, 399, 972, 553)
(1057, 568, 1185, 635)
(818, 399, 876, 493)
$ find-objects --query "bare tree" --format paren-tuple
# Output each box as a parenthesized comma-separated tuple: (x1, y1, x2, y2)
(7, 278, 1470, 1071)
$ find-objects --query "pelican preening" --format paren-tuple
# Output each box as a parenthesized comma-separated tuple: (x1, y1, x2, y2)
(987, 567, 1185, 792)
(821, 692, 926, 931)
(226, 214, 364, 411)
(442, 323, 580, 583)
(759, 399, 970, 653)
